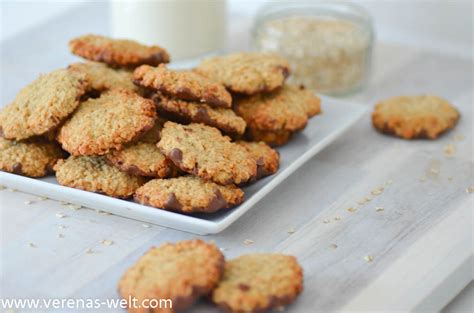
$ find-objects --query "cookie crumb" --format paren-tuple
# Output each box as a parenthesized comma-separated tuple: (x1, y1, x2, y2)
(28, 242, 37, 248)
(55, 212, 67, 218)
(443, 144, 456, 157)
(347, 207, 357, 212)
(66, 204, 82, 210)
(364, 255, 374, 262)
(375, 206, 384, 212)
(371, 187, 384, 196)
(466, 186, 474, 194)
(100, 239, 114, 246)
(334, 216, 341, 221)
(287, 227, 296, 234)
(330, 244, 338, 249)
(243, 239, 254, 245)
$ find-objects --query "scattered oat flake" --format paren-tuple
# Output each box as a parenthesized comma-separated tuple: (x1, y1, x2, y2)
(443, 144, 456, 157)
(364, 255, 374, 262)
(58, 233, 65, 239)
(371, 187, 384, 196)
(85, 248, 94, 254)
(357, 199, 367, 205)
(419, 176, 427, 182)
(66, 204, 82, 210)
(97, 210, 111, 215)
(24, 200, 33, 205)
(38, 196, 48, 201)
(28, 242, 37, 248)
(243, 239, 254, 245)
(330, 244, 338, 249)
(447, 176, 453, 181)
(323, 219, 330, 224)
(347, 207, 357, 212)
(8, 188, 17, 192)
(55, 212, 67, 218)
(100, 239, 114, 246)
(142, 224, 151, 228)
(60, 201, 69, 205)
(287, 227, 296, 234)
(453, 134, 464, 142)
(375, 206, 384, 212)
(334, 216, 341, 221)
(466, 186, 474, 194)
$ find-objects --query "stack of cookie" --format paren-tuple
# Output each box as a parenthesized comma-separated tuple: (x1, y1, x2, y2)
(0, 34, 321, 215)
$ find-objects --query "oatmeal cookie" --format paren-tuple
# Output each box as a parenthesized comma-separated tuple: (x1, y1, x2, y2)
(69, 62, 138, 93)
(69, 34, 170, 68)
(0, 68, 87, 140)
(212, 254, 304, 313)
(118, 240, 224, 313)
(57, 89, 156, 156)
(195, 52, 290, 95)
(236, 141, 279, 179)
(134, 176, 244, 213)
(54, 156, 145, 198)
(372, 95, 460, 139)
(0, 138, 65, 177)
(134, 64, 232, 108)
(152, 94, 246, 135)
(246, 128, 294, 147)
(158, 122, 257, 185)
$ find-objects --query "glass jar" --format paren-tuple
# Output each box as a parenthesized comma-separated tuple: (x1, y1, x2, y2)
(253, 1, 374, 95)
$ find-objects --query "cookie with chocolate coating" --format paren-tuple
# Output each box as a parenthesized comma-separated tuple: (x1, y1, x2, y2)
(236, 141, 279, 179)
(69, 34, 170, 68)
(134, 176, 244, 213)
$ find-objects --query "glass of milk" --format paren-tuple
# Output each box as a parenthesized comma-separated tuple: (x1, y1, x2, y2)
(110, 0, 227, 61)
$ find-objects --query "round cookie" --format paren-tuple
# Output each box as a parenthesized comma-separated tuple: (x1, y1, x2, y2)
(0, 68, 87, 140)
(246, 128, 294, 147)
(372, 95, 460, 139)
(54, 156, 145, 198)
(236, 141, 279, 179)
(157, 122, 257, 186)
(57, 89, 156, 156)
(118, 240, 224, 313)
(134, 176, 244, 213)
(212, 254, 304, 313)
(69, 34, 170, 68)
(106, 142, 176, 178)
(195, 52, 290, 95)
(69, 62, 138, 93)
(134, 64, 232, 108)
(0, 138, 65, 177)
(153, 94, 246, 135)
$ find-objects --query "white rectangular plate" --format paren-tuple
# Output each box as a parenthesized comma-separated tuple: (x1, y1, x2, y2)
(0, 96, 367, 234)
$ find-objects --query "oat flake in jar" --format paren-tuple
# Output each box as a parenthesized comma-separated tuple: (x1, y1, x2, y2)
(253, 1, 374, 95)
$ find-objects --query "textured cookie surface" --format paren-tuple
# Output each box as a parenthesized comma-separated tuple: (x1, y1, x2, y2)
(134, 176, 244, 213)
(246, 128, 294, 147)
(69, 34, 170, 68)
(54, 156, 145, 198)
(153, 94, 246, 135)
(372, 95, 460, 139)
(212, 254, 303, 313)
(236, 141, 279, 179)
(0, 68, 87, 140)
(57, 89, 156, 156)
(158, 122, 257, 185)
(235, 84, 321, 133)
(134, 65, 232, 108)
(118, 240, 224, 313)
(0, 138, 64, 177)
(69, 62, 138, 92)
(195, 52, 290, 95)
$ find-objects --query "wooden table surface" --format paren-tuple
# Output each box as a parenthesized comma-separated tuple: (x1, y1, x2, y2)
(0, 3, 472, 312)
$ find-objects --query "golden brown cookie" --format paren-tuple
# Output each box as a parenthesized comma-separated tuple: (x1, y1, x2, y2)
(134, 176, 244, 213)
(152, 94, 246, 135)
(158, 122, 257, 186)
(236, 141, 279, 179)
(69, 34, 170, 68)
(195, 52, 290, 95)
(118, 240, 224, 313)
(0, 68, 87, 140)
(0, 138, 65, 177)
(134, 64, 232, 108)
(372, 95, 460, 139)
(235, 84, 321, 146)
(69, 62, 138, 93)
(212, 254, 304, 313)
(57, 89, 156, 156)
(54, 156, 145, 198)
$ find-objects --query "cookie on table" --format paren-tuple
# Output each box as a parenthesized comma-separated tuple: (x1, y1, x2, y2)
(372, 95, 460, 139)
(118, 240, 224, 313)
(235, 84, 321, 146)
(134, 176, 244, 213)
(236, 141, 279, 179)
(54, 156, 145, 198)
(57, 89, 156, 156)
(152, 94, 246, 135)
(158, 122, 257, 185)
(69, 34, 170, 68)
(212, 254, 303, 313)
(69, 62, 138, 93)
(195, 52, 290, 95)
(0, 68, 87, 140)
(0, 138, 65, 178)
(134, 64, 232, 108)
